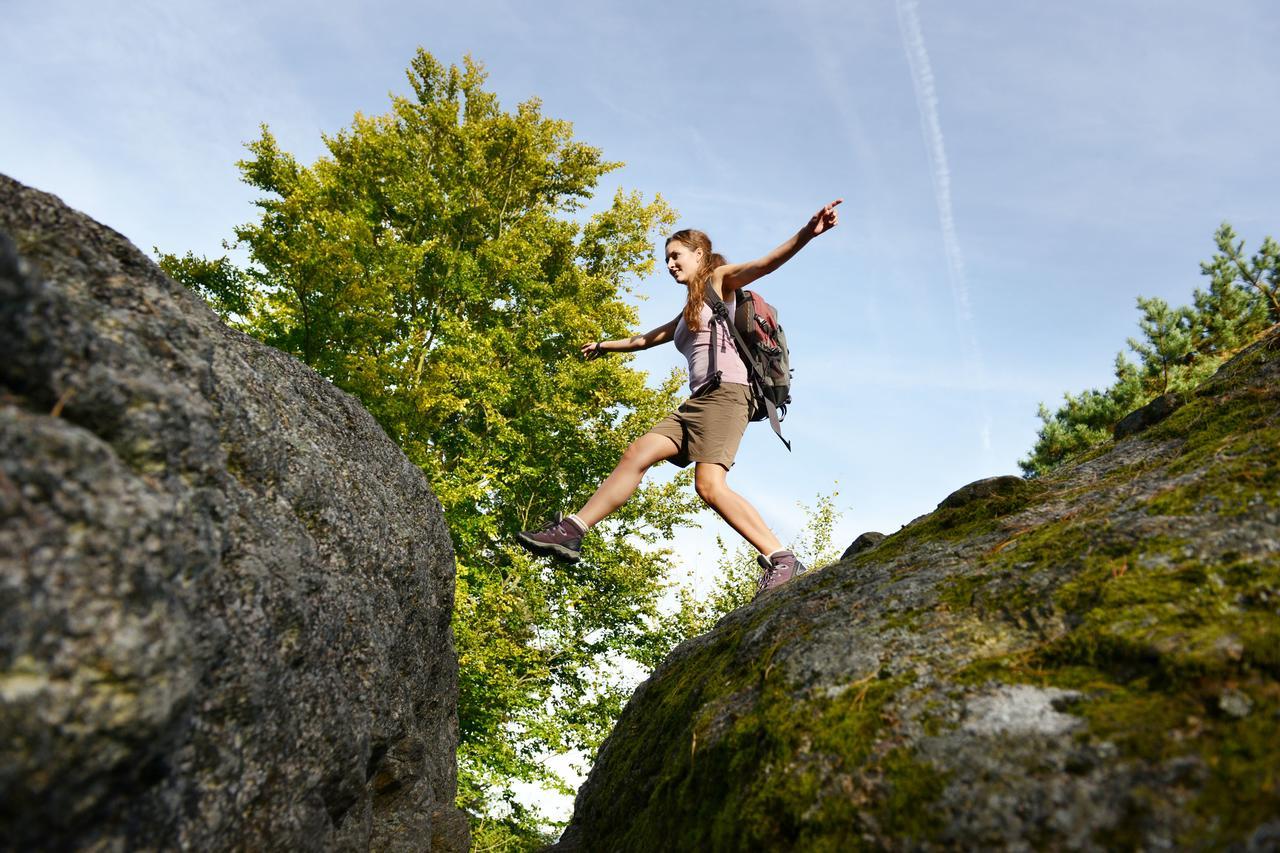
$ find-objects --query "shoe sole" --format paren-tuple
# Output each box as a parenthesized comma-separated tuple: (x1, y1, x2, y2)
(516, 532, 581, 564)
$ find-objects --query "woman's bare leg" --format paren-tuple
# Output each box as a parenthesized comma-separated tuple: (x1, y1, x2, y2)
(693, 462, 783, 555)
(576, 433, 681, 527)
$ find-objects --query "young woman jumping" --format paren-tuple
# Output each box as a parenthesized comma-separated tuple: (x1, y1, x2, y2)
(518, 199, 842, 596)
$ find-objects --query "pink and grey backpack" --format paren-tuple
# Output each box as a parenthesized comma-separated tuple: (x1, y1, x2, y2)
(700, 284, 793, 450)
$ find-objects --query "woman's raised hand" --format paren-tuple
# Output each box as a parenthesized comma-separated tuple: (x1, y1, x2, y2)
(807, 198, 843, 238)
(582, 341, 604, 360)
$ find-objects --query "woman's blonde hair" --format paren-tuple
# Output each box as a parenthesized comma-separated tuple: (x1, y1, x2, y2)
(667, 229, 728, 332)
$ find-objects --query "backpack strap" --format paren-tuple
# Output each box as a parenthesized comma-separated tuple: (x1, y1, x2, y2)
(691, 305, 723, 398)
(703, 283, 791, 451)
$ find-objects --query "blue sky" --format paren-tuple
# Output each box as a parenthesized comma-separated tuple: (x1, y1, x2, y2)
(7, 0, 1278, 601)
(5, 0, 1278, 814)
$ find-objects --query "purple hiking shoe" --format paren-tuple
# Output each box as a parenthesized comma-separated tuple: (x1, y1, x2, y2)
(516, 514, 584, 564)
(754, 549, 806, 598)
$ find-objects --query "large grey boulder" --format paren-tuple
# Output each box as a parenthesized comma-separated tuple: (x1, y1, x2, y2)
(0, 174, 468, 851)
(555, 325, 1280, 851)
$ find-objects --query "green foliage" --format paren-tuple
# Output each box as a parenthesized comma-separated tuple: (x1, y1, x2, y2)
(158, 250, 255, 319)
(1126, 296, 1197, 394)
(1201, 222, 1280, 326)
(159, 50, 703, 842)
(1022, 224, 1277, 476)
(468, 803, 561, 853)
(665, 490, 844, 641)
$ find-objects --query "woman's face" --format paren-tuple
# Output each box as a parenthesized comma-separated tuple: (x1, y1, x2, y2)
(665, 240, 703, 284)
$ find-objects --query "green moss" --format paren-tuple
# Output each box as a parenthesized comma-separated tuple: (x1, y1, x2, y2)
(944, 536, 1277, 847)
(1071, 675, 1197, 757)
(714, 674, 918, 850)
(880, 607, 925, 631)
(1139, 354, 1278, 518)
(863, 482, 1045, 567)
(868, 746, 949, 840)
(938, 525, 1278, 848)
(1035, 666, 1280, 849)
(1045, 537, 1280, 683)
(582, 651, 922, 851)
(948, 655, 1027, 687)
(1190, 688, 1280, 848)
(936, 574, 991, 610)
(1145, 427, 1280, 517)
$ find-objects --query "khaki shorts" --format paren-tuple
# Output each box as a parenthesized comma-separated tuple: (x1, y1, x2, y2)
(647, 382, 752, 470)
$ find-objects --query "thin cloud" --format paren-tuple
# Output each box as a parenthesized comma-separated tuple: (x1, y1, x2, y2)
(895, 0, 990, 446)
(895, 0, 970, 324)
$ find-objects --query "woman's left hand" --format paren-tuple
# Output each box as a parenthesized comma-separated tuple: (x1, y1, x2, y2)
(807, 198, 843, 238)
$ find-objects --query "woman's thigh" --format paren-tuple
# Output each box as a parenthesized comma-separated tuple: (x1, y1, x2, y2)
(621, 431, 681, 470)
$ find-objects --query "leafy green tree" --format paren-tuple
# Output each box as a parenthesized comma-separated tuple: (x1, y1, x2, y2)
(159, 50, 704, 843)
(1022, 224, 1277, 476)
(158, 250, 255, 319)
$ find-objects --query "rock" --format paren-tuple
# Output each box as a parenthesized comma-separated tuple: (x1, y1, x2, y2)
(960, 685, 1082, 737)
(1250, 820, 1280, 852)
(0, 174, 467, 851)
(1219, 689, 1254, 719)
(840, 531, 886, 561)
(554, 325, 1280, 851)
(937, 474, 1027, 510)
(1114, 392, 1182, 439)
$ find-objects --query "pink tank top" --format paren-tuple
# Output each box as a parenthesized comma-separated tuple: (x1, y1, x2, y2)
(674, 294, 750, 394)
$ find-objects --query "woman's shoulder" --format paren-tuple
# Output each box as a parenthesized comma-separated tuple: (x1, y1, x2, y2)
(706, 279, 736, 303)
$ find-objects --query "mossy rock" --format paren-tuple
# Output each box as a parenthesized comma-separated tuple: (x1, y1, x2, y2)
(936, 474, 1029, 510)
(1113, 391, 1183, 439)
(555, 326, 1280, 852)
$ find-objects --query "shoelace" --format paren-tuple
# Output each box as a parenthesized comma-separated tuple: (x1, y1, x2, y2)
(755, 563, 779, 595)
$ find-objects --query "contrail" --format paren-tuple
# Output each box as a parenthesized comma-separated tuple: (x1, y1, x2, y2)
(901, 0, 977, 325)
(896, 0, 970, 323)
(896, 0, 990, 448)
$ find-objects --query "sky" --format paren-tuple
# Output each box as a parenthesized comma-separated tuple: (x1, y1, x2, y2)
(6, 0, 1279, 821)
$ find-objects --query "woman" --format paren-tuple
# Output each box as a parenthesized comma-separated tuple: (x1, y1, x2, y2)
(518, 199, 842, 596)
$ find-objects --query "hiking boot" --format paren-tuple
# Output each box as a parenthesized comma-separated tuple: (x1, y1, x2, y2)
(516, 514, 584, 564)
(754, 550, 806, 597)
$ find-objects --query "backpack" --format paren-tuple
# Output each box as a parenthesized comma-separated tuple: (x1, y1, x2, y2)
(699, 284, 793, 450)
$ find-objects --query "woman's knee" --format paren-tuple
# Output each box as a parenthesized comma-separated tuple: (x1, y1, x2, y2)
(694, 467, 727, 504)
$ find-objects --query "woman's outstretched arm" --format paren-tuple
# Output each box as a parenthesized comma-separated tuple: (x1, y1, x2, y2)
(717, 198, 842, 292)
(582, 313, 681, 359)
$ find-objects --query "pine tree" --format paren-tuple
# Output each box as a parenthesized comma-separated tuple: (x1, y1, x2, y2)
(1021, 224, 1277, 476)
(1127, 296, 1196, 395)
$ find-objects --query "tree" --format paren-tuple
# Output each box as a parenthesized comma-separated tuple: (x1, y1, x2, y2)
(157, 250, 255, 320)
(1018, 354, 1144, 479)
(1197, 223, 1276, 339)
(1021, 224, 1276, 476)
(160, 50, 703, 843)
(1126, 296, 1196, 395)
